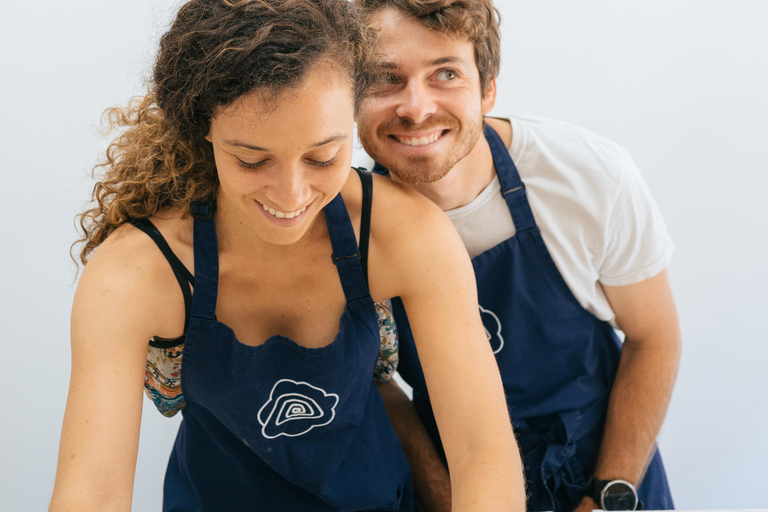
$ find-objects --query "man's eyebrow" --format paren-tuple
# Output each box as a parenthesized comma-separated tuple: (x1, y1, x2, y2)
(375, 56, 470, 70)
(376, 62, 398, 71)
(223, 134, 349, 151)
(429, 56, 470, 67)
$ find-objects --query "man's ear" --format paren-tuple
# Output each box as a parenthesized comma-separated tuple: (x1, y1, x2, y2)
(481, 77, 497, 115)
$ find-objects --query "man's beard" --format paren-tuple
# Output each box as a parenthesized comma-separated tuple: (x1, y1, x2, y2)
(359, 114, 484, 185)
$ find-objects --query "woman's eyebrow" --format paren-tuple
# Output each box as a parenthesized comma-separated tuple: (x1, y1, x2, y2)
(223, 134, 349, 152)
(223, 140, 268, 151)
(309, 134, 349, 148)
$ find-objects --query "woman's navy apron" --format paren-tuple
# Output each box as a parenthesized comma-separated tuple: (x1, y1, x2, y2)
(163, 196, 414, 511)
(376, 124, 673, 511)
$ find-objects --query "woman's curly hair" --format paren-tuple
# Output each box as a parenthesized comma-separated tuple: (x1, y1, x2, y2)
(75, 0, 375, 265)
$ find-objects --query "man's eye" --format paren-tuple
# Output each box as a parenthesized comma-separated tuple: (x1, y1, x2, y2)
(436, 69, 457, 81)
(373, 72, 399, 85)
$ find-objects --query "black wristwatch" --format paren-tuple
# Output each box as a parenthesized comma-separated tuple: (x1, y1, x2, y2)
(585, 478, 640, 510)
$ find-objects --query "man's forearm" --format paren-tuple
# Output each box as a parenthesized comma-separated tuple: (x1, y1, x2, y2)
(376, 379, 452, 511)
(592, 334, 681, 486)
(575, 270, 682, 511)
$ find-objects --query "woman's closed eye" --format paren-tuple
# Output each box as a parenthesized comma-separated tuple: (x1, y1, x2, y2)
(236, 157, 269, 170)
(235, 156, 338, 170)
(308, 156, 338, 168)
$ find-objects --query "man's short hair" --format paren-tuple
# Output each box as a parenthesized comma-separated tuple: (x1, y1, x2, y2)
(356, 0, 501, 95)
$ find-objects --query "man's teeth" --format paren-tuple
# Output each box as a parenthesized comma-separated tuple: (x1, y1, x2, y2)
(263, 204, 307, 219)
(395, 132, 442, 147)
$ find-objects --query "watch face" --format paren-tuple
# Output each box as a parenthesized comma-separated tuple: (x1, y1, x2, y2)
(601, 481, 638, 510)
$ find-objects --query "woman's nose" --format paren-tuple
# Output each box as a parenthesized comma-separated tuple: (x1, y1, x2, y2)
(266, 167, 312, 211)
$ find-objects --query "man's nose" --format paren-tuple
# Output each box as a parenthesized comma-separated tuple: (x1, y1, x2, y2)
(395, 81, 437, 124)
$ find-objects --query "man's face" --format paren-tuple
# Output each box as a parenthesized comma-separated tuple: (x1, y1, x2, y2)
(357, 7, 495, 184)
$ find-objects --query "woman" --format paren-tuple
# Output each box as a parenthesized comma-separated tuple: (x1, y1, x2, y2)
(49, 0, 524, 510)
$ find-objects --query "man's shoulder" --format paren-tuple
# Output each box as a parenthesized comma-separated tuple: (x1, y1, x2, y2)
(509, 115, 631, 170)
(504, 115, 638, 211)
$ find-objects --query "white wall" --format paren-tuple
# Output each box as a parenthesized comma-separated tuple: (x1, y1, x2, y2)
(1, 1, 766, 510)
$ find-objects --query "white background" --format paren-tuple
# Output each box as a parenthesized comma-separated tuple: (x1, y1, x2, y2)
(1, 1, 766, 510)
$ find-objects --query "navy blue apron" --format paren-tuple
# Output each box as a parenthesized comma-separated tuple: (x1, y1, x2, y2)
(376, 124, 673, 511)
(163, 197, 414, 511)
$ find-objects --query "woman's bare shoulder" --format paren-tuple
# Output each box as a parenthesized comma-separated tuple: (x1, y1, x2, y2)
(371, 174, 458, 245)
(339, 168, 364, 231)
(88, 212, 191, 280)
(366, 174, 471, 301)
(340, 168, 453, 248)
(75, 214, 193, 342)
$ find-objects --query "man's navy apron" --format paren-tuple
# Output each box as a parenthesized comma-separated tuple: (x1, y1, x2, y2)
(376, 124, 673, 511)
(162, 197, 414, 511)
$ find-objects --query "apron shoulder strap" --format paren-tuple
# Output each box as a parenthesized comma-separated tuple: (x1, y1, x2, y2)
(325, 175, 371, 304)
(190, 202, 219, 320)
(371, 161, 388, 176)
(484, 123, 537, 232)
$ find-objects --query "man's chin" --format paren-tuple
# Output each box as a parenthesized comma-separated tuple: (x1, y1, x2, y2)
(386, 162, 452, 185)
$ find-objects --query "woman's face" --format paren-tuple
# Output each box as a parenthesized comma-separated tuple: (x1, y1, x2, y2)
(207, 63, 355, 246)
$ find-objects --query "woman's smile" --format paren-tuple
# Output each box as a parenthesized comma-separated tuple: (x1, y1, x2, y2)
(256, 198, 313, 226)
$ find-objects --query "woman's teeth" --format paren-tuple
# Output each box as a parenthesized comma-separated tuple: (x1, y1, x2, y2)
(395, 131, 442, 147)
(263, 204, 307, 219)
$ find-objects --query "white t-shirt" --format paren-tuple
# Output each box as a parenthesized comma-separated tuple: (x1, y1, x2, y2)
(355, 116, 674, 327)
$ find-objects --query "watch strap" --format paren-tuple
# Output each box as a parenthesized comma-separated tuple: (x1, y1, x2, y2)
(586, 478, 611, 504)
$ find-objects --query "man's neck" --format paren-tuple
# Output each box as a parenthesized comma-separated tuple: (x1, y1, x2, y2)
(392, 132, 496, 212)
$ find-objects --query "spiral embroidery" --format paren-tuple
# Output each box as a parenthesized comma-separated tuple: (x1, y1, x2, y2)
(258, 379, 339, 439)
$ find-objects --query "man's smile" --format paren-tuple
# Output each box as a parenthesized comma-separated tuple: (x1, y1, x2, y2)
(389, 129, 450, 148)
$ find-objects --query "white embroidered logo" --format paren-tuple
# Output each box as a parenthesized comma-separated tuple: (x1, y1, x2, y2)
(479, 305, 504, 354)
(258, 379, 339, 439)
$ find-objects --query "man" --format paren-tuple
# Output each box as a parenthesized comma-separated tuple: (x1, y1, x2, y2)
(354, 1, 682, 511)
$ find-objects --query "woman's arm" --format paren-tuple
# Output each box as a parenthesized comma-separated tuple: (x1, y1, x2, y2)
(50, 226, 185, 512)
(368, 176, 526, 511)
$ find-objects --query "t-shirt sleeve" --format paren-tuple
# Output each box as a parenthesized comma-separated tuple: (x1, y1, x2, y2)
(598, 148, 674, 286)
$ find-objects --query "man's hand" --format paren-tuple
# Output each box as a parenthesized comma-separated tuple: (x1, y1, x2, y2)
(574, 495, 600, 512)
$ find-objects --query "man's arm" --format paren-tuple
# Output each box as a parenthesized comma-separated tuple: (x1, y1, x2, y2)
(376, 379, 452, 511)
(575, 269, 681, 511)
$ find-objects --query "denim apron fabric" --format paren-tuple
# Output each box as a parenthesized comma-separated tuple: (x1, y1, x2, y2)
(376, 124, 673, 511)
(162, 197, 413, 511)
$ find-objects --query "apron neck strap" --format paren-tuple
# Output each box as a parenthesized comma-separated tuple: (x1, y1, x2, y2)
(484, 123, 537, 232)
(371, 161, 388, 176)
